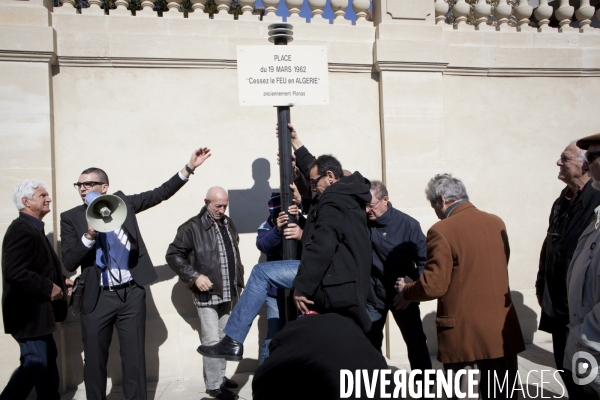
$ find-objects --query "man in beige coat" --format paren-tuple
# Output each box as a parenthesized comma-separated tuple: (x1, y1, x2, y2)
(396, 173, 525, 400)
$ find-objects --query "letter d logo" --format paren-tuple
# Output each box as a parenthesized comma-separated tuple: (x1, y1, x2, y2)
(572, 351, 599, 386)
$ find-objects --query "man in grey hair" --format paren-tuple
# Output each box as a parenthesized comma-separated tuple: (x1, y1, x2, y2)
(395, 173, 525, 399)
(1, 180, 72, 400)
(535, 141, 600, 399)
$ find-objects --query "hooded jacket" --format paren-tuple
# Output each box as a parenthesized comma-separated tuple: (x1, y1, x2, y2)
(293, 171, 373, 332)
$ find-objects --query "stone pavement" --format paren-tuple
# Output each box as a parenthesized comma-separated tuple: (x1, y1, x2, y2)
(60, 341, 569, 399)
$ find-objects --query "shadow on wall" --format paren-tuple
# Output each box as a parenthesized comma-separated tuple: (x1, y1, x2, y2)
(422, 311, 438, 357)
(228, 158, 279, 234)
(144, 266, 172, 400)
(54, 234, 84, 399)
(510, 290, 560, 371)
(511, 290, 538, 345)
(166, 263, 202, 337)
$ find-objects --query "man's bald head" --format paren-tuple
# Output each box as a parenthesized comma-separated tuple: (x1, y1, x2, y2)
(204, 186, 229, 222)
(206, 186, 227, 202)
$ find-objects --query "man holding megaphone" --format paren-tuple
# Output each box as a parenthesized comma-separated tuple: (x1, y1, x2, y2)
(60, 147, 211, 400)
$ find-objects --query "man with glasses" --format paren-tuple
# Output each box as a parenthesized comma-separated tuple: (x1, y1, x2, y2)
(198, 135, 372, 361)
(364, 180, 432, 372)
(535, 141, 600, 399)
(562, 134, 600, 398)
(60, 147, 211, 400)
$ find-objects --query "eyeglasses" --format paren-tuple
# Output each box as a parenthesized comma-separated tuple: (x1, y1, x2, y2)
(309, 174, 326, 186)
(366, 198, 381, 210)
(586, 151, 600, 164)
(73, 181, 105, 190)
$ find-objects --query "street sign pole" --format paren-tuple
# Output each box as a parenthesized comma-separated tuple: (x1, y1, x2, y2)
(268, 23, 297, 322)
(237, 30, 329, 323)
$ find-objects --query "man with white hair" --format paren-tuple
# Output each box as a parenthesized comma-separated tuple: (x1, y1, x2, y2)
(536, 141, 600, 399)
(166, 186, 244, 400)
(1, 180, 72, 400)
(562, 133, 600, 399)
(396, 173, 525, 400)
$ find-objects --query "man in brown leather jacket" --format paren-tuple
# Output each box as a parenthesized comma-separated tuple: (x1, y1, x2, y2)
(166, 187, 244, 400)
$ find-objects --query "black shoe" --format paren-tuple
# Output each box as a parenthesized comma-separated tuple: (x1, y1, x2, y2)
(222, 376, 239, 389)
(197, 335, 244, 361)
(206, 387, 238, 400)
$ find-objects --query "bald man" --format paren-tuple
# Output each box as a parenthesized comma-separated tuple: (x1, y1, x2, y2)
(166, 187, 244, 400)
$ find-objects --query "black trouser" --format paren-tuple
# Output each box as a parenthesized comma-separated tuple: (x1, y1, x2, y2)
(365, 302, 432, 372)
(81, 284, 147, 400)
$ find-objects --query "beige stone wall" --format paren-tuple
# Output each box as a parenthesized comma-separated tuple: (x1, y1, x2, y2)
(50, 65, 382, 388)
(2, 0, 600, 392)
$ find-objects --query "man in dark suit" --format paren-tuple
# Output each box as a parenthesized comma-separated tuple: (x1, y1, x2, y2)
(60, 147, 211, 400)
(1, 179, 71, 400)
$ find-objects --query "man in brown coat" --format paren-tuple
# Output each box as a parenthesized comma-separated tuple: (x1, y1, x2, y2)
(396, 173, 525, 400)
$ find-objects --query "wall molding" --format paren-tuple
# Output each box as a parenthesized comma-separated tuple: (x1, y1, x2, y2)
(54, 56, 374, 73)
(4, 52, 598, 77)
(375, 60, 600, 77)
(0, 50, 56, 64)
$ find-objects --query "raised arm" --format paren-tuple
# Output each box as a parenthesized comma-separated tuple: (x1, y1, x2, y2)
(128, 147, 211, 214)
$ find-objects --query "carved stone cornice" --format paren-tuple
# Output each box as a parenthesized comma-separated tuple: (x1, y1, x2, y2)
(375, 61, 449, 73)
(0, 50, 56, 64)
(55, 56, 375, 73)
(56, 57, 238, 68)
(328, 63, 373, 72)
(445, 66, 600, 77)
(374, 60, 600, 77)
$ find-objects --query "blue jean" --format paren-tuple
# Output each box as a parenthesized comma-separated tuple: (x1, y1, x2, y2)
(0, 334, 60, 400)
(224, 260, 300, 343)
(259, 291, 286, 365)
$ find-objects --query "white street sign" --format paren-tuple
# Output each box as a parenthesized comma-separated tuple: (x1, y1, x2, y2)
(237, 45, 329, 107)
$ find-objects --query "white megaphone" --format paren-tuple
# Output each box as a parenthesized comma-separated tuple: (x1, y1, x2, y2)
(85, 192, 127, 233)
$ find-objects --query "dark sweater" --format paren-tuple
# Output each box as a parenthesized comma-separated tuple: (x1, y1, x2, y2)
(367, 203, 427, 309)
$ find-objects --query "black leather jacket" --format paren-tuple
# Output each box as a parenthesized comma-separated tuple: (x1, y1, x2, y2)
(166, 207, 244, 297)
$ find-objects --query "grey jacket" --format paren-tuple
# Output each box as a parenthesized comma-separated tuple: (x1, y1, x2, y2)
(564, 213, 600, 394)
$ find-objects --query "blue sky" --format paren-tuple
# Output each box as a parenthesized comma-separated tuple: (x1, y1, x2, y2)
(254, 0, 358, 23)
